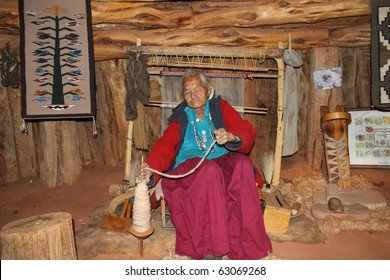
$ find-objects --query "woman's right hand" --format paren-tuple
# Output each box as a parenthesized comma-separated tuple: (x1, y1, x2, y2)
(134, 162, 152, 183)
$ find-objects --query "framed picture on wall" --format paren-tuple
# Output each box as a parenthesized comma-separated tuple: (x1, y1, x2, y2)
(348, 109, 390, 167)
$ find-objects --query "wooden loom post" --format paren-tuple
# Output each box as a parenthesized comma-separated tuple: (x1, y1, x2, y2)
(124, 39, 141, 183)
(124, 120, 134, 182)
(271, 56, 285, 187)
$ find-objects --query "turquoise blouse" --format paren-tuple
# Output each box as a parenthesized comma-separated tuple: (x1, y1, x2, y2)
(174, 100, 228, 168)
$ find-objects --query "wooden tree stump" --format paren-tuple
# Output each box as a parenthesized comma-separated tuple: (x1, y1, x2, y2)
(1, 212, 77, 260)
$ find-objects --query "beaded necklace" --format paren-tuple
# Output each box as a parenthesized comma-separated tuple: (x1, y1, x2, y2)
(190, 113, 216, 154)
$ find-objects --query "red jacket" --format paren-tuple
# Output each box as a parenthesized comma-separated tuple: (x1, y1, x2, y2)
(146, 96, 262, 186)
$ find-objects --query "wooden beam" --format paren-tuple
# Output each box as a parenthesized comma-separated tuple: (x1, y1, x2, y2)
(192, 0, 370, 28)
(329, 24, 371, 48)
(1, 0, 371, 31)
(124, 45, 283, 59)
(0, 24, 369, 63)
(306, 47, 343, 171)
(91, 1, 193, 28)
(271, 57, 285, 187)
(94, 27, 329, 60)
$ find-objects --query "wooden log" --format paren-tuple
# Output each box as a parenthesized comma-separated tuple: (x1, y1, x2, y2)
(277, 15, 370, 31)
(95, 62, 119, 166)
(341, 47, 372, 109)
(0, 85, 18, 183)
(329, 24, 371, 48)
(8, 87, 39, 179)
(39, 121, 59, 188)
(99, 60, 128, 162)
(244, 78, 260, 158)
(58, 121, 82, 186)
(255, 59, 278, 155)
(0, 25, 369, 62)
(297, 50, 310, 153)
(192, 0, 370, 28)
(306, 47, 343, 171)
(32, 121, 43, 174)
(93, 27, 330, 60)
(76, 120, 94, 166)
(1, 212, 77, 260)
(133, 100, 151, 151)
(0, 0, 371, 30)
(125, 45, 284, 59)
(144, 76, 163, 143)
(340, 47, 373, 109)
(356, 47, 371, 108)
(271, 57, 285, 187)
(91, 1, 193, 28)
(341, 48, 359, 108)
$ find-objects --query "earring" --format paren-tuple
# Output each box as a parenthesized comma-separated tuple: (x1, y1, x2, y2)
(208, 87, 214, 99)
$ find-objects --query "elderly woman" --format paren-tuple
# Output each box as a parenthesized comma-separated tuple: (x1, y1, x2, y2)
(136, 69, 272, 260)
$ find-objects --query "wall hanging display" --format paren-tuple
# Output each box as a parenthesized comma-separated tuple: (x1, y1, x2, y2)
(371, 0, 390, 111)
(19, 0, 95, 119)
(348, 109, 390, 167)
(313, 67, 342, 90)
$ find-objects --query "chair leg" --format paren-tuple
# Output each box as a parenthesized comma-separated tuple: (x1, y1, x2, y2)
(160, 198, 166, 227)
(160, 198, 175, 230)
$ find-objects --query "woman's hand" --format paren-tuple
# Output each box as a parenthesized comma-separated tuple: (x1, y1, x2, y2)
(134, 162, 152, 183)
(214, 128, 237, 145)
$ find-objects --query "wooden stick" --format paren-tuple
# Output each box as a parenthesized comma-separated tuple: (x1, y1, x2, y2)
(148, 69, 279, 78)
(124, 121, 134, 182)
(126, 202, 132, 219)
(147, 100, 267, 111)
(120, 198, 129, 219)
(140, 239, 144, 259)
(271, 55, 285, 187)
(124, 45, 284, 59)
(145, 101, 268, 115)
(146, 62, 279, 74)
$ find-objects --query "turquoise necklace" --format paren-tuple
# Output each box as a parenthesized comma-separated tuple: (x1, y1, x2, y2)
(190, 113, 216, 154)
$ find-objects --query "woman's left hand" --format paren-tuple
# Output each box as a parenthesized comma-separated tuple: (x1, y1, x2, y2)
(215, 128, 236, 145)
(134, 162, 152, 183)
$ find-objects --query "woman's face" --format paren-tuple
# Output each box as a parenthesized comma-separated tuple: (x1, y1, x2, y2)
(183, 76, 209, 110)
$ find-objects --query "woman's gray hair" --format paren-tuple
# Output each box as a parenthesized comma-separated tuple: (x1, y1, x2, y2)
(182, 69, 210, 87)
(182, 69, 214, 99)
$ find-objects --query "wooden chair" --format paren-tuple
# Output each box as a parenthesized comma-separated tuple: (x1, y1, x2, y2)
(149, 180, 175, 229)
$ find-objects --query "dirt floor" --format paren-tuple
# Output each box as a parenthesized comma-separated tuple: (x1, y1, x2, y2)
(0, 153, 389, 260)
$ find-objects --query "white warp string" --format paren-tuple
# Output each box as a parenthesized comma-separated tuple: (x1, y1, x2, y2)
(145, 140, 217, 179)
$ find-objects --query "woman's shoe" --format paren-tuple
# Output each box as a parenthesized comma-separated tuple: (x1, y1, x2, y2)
(202, 255, 222, 260)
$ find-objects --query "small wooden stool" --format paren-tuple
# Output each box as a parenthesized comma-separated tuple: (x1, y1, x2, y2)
(1, 212, 77, 260)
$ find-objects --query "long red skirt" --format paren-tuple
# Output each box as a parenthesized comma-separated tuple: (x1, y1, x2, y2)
(161, 153, 272, 260)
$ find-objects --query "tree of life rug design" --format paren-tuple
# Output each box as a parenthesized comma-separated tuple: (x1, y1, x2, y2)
(19, 0, 95, 119)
